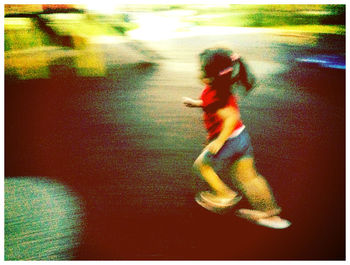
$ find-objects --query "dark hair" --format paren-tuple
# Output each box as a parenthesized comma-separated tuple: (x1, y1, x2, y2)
(199, 47, 256, 110)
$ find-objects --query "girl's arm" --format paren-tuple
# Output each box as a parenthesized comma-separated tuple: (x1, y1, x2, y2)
(205, 106, 240, 154)
(182, 97, 203, 108)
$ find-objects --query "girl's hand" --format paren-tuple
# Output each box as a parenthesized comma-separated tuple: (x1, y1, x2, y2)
(182, 97, 199, 107)
(206, 139, 225, 155)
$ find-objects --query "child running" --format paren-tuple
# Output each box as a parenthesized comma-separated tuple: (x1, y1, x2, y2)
(182, 47, 290, 229)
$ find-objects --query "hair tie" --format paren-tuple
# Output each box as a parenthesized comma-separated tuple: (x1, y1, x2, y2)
(218, 53, 240, 76)
(219, 67, 233, 76)
(231, 53, 240, 61)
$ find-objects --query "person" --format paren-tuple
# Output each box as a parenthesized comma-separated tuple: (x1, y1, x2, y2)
(182, 47, 291, 229)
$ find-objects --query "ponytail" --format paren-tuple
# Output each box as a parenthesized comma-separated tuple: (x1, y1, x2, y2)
(237, 58, 256, 93)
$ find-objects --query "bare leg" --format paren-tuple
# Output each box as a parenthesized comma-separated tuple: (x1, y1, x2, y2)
(230, 156, 280, 212)
(193, 151, 237, 198)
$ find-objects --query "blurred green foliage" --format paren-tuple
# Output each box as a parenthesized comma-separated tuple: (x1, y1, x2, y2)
(4, 17, 55, 51)
(155, 4, 345, 34)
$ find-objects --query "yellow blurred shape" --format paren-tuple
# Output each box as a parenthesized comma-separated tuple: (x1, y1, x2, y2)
(6, 51, 50, 80)
(41, 13, 116, 37)
(74, 47, 106, 77)
(40, 13, 107, 77)
(274, 24, 345, 47)
(5, 4, 43, 16)
(5, 17, 50, 79)
(5, 18, 35, 50)
(278, 25, 345, 35)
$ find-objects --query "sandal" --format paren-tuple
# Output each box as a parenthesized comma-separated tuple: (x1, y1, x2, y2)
(195, 191, 242, 214)
(236, 208, 291, 229)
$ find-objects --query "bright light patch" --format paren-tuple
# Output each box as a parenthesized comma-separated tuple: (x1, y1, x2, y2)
(5, 177, 84, 260)
(85, 3, 118, 15)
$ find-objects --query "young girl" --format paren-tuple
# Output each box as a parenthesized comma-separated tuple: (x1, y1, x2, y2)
(183, 47, 290, 229)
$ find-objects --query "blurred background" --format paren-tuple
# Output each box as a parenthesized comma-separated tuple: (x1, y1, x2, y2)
(5, 4, 345, 80)
(5, 4, 345, 260)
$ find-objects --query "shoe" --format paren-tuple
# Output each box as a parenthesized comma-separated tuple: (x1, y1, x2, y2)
(195, 191, 242, 214)
(256, 216, 291, 229)
(236, 208, 282, 220)
(236, 208, 291, 229)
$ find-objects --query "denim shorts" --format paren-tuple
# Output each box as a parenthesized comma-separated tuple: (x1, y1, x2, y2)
(203, 128, 254, 172)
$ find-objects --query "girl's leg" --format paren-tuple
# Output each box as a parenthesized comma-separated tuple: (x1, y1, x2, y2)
(230, 156, 280, 212)
(193, 151, 237, 199)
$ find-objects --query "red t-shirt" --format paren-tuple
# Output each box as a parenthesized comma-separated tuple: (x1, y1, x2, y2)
(200, 85, 244, 141)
